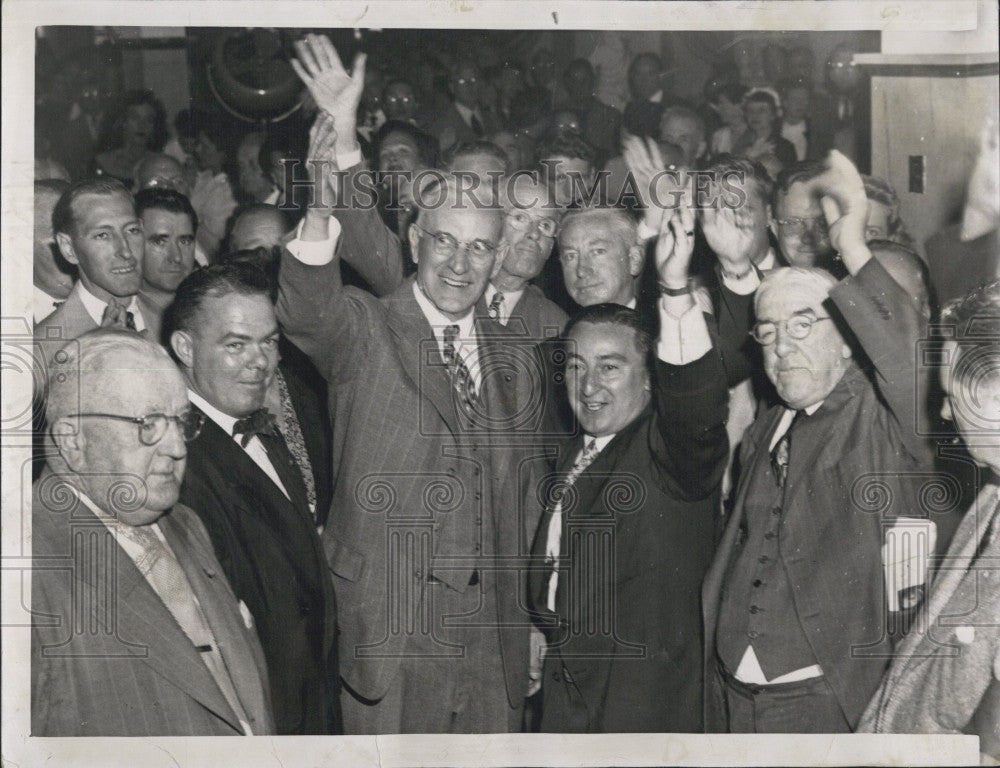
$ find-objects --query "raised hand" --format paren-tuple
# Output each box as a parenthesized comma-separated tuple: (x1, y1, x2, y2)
(700, 203, 758, 275)
(655, 191, 697, 290)
(291, 33, 365, 154)
(623, 134, 684, 234)
(305, 110, 339, 212)
(814, 149, 870, 274)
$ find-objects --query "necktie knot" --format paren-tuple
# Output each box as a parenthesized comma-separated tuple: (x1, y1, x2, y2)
(102, 298, 137, 331)
(232, 408, 277, 448)
(488, 291, 505, 321)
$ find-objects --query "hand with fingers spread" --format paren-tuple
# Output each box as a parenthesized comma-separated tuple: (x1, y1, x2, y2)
(623, 133, 682, 234)
(291, 33, 366, 155)
(701, 202, 759, 277)
(813, 149, 870, 274)
(305, 110, 340, 214)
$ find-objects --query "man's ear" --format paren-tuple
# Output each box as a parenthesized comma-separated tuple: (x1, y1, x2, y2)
(50, 417, 86, 472)
(627, 244, 644, 277)
(170, 330, 195, 369)
(55, 232, 78, 266)
(408, 226, 421, 266)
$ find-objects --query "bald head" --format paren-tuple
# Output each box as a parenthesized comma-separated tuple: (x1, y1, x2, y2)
(134, 153, 190, 197)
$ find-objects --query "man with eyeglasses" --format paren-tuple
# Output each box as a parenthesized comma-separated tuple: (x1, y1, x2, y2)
(31, 330, 274, 736)
(167, 261, 341, 735)
(278, 33, 553, 733)
(701, 151, 935, 733)
(771, 162, 838, 272)
(487, 173, 567, 339)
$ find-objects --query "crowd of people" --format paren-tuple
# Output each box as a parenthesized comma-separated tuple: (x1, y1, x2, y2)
(28, 31, 998, 760)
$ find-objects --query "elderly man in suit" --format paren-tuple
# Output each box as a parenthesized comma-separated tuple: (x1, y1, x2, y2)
(31, 330, 273, 736)
(35, 178, 155, 344)
(280, 34, 553, 733)
(167, 261, 341, 735)
(529, 201, 729, 733)
(857, 281, 1000, 761)
(702, 151, 935, 733)
(487, 174, 567, 339)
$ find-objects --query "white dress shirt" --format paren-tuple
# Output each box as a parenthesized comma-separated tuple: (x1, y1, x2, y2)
(412, 282, 482, 390)
(454, 101, 485, 132)
(77, 282, 146, 331)
(187, 390, 289, 500)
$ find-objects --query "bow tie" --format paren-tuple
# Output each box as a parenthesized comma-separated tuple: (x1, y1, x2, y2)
(232, 408, 277, 448)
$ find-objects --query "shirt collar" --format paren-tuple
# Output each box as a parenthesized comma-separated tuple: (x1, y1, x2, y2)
(77, 281, 140, 327)
(583, 433, 616, 453)
(758, 249, 778, 272)
(67, 482, 165, 538)
(187, 389, 240, 437)
(624, 297, 637, 310)
(412, 281, 476, 342)
(649, 89, 663, 104)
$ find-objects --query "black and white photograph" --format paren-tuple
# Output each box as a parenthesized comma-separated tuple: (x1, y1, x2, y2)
(2, 1, 998, 766)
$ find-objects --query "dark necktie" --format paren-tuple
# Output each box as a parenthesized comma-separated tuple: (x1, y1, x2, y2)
(233, 408, 310, 513)
(470, 112, 484, 136)
(488, 291, 504, 322)
(770, 410, 803, 489)
(443, 324, 479, 417)
(102, 298, 136, 331)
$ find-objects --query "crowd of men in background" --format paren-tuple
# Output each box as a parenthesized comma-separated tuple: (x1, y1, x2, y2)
(27, 31, 998, 760)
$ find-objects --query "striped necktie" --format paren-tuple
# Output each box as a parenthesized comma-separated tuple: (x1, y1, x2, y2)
(443, 324, 479, 417)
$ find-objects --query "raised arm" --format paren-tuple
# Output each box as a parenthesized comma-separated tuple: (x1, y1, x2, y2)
(819, 151, 929, 463)
(651, 200, 729, 501)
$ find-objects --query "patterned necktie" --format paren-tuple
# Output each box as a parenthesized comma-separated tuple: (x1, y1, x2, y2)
(770, 410, 803, 489)
(443, 324, 479, 417)
(488, 291, 504, 322)
(116, 522, 252, 732)
(102, 298, 136, 331)
(545, 438, 602, 610)
(274, 370, 317, 514)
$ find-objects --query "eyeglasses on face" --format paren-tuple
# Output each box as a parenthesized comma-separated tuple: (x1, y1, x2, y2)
(750, 314, 833, 345)
(411, 224, 498, 260)
(65, 410, 205, 445)
(774, 216, 827, 236)
(505, 210, 559, 238)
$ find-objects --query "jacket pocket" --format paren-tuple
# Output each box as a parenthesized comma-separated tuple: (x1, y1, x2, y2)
(325, 536, 365, 582)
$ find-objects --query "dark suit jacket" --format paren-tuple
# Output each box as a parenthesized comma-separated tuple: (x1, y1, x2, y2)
(529, 349, 729, 733)
(179, 414, 341, 734)
(426, 101, 496, 151)
(504, 284, 568, 342)
(702, 258, 934, 731)
(277, 255, 553, 710)
(31, 470, 274, 736)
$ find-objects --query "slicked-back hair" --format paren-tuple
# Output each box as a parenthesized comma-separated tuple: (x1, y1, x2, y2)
(703, 153, 774, 207)
(563, 302, 654, 369)
(134, 187, 198, 232)
(773, 161, 826, 207)
(51, 178, 134, 237)
(165, 261, 274, 342)
(559, 205, 638, 253)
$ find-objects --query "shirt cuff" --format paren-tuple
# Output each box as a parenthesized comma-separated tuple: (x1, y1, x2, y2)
(721, 268, 761, 296)
(657, 297, 713, 364)
(337, 147, 364, 171)
(287, 216, 343, 266)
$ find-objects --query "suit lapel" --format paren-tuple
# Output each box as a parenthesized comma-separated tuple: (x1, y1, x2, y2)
(384, 282, 462, 435)
(64, 495, 244, 733)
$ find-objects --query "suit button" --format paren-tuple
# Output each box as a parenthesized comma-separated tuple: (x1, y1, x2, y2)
(752, 579, 763, 587)
(748, 631, 759, 639)
(473, 543, 481, 552)
(771, 507, 781, 516)
(474, 492, 481, 500)
(758, 556, 769, 564)
(764, 532, 775, 540)
(750, 605, 762, 614)
(474, 516, 482, 524)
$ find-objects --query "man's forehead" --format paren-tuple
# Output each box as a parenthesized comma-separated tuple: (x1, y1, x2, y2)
(777, 182, 821, 213)
(380, 133, 418, 152)
(757, 280, 828, 318)
(568, 321, 641, 354)
(72, 191, 136, 224)
(142, 207, 194, 232)
(425, 204, 502, 235)
(85, 353, 185, 409)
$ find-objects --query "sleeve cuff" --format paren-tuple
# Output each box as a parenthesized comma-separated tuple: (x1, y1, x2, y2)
(657, 297, 712, 364)
(287, 216, 343, 266)
(337, 147, 364, 171)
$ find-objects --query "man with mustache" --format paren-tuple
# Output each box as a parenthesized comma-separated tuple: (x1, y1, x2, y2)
(168, 261, 341, 735)
(702, 151, 935, 733)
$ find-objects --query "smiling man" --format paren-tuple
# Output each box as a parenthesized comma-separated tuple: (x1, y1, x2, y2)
(529, 203, 729, 733)
(279, 32, 556, 734)
(168, 261, 341, 735)
(135, 187, 198, 341)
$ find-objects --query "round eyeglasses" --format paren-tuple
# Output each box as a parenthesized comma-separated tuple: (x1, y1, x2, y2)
(774, 216, 828, 236)
(750, 315, 833, 346)
(505, 210, 559, 238)
(65, 410, 205, 445)
(411, 224, 498, 260)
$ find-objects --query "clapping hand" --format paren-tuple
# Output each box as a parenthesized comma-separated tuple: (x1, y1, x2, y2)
(292, 34, 366, 155)
(814, 150, 870, 274)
